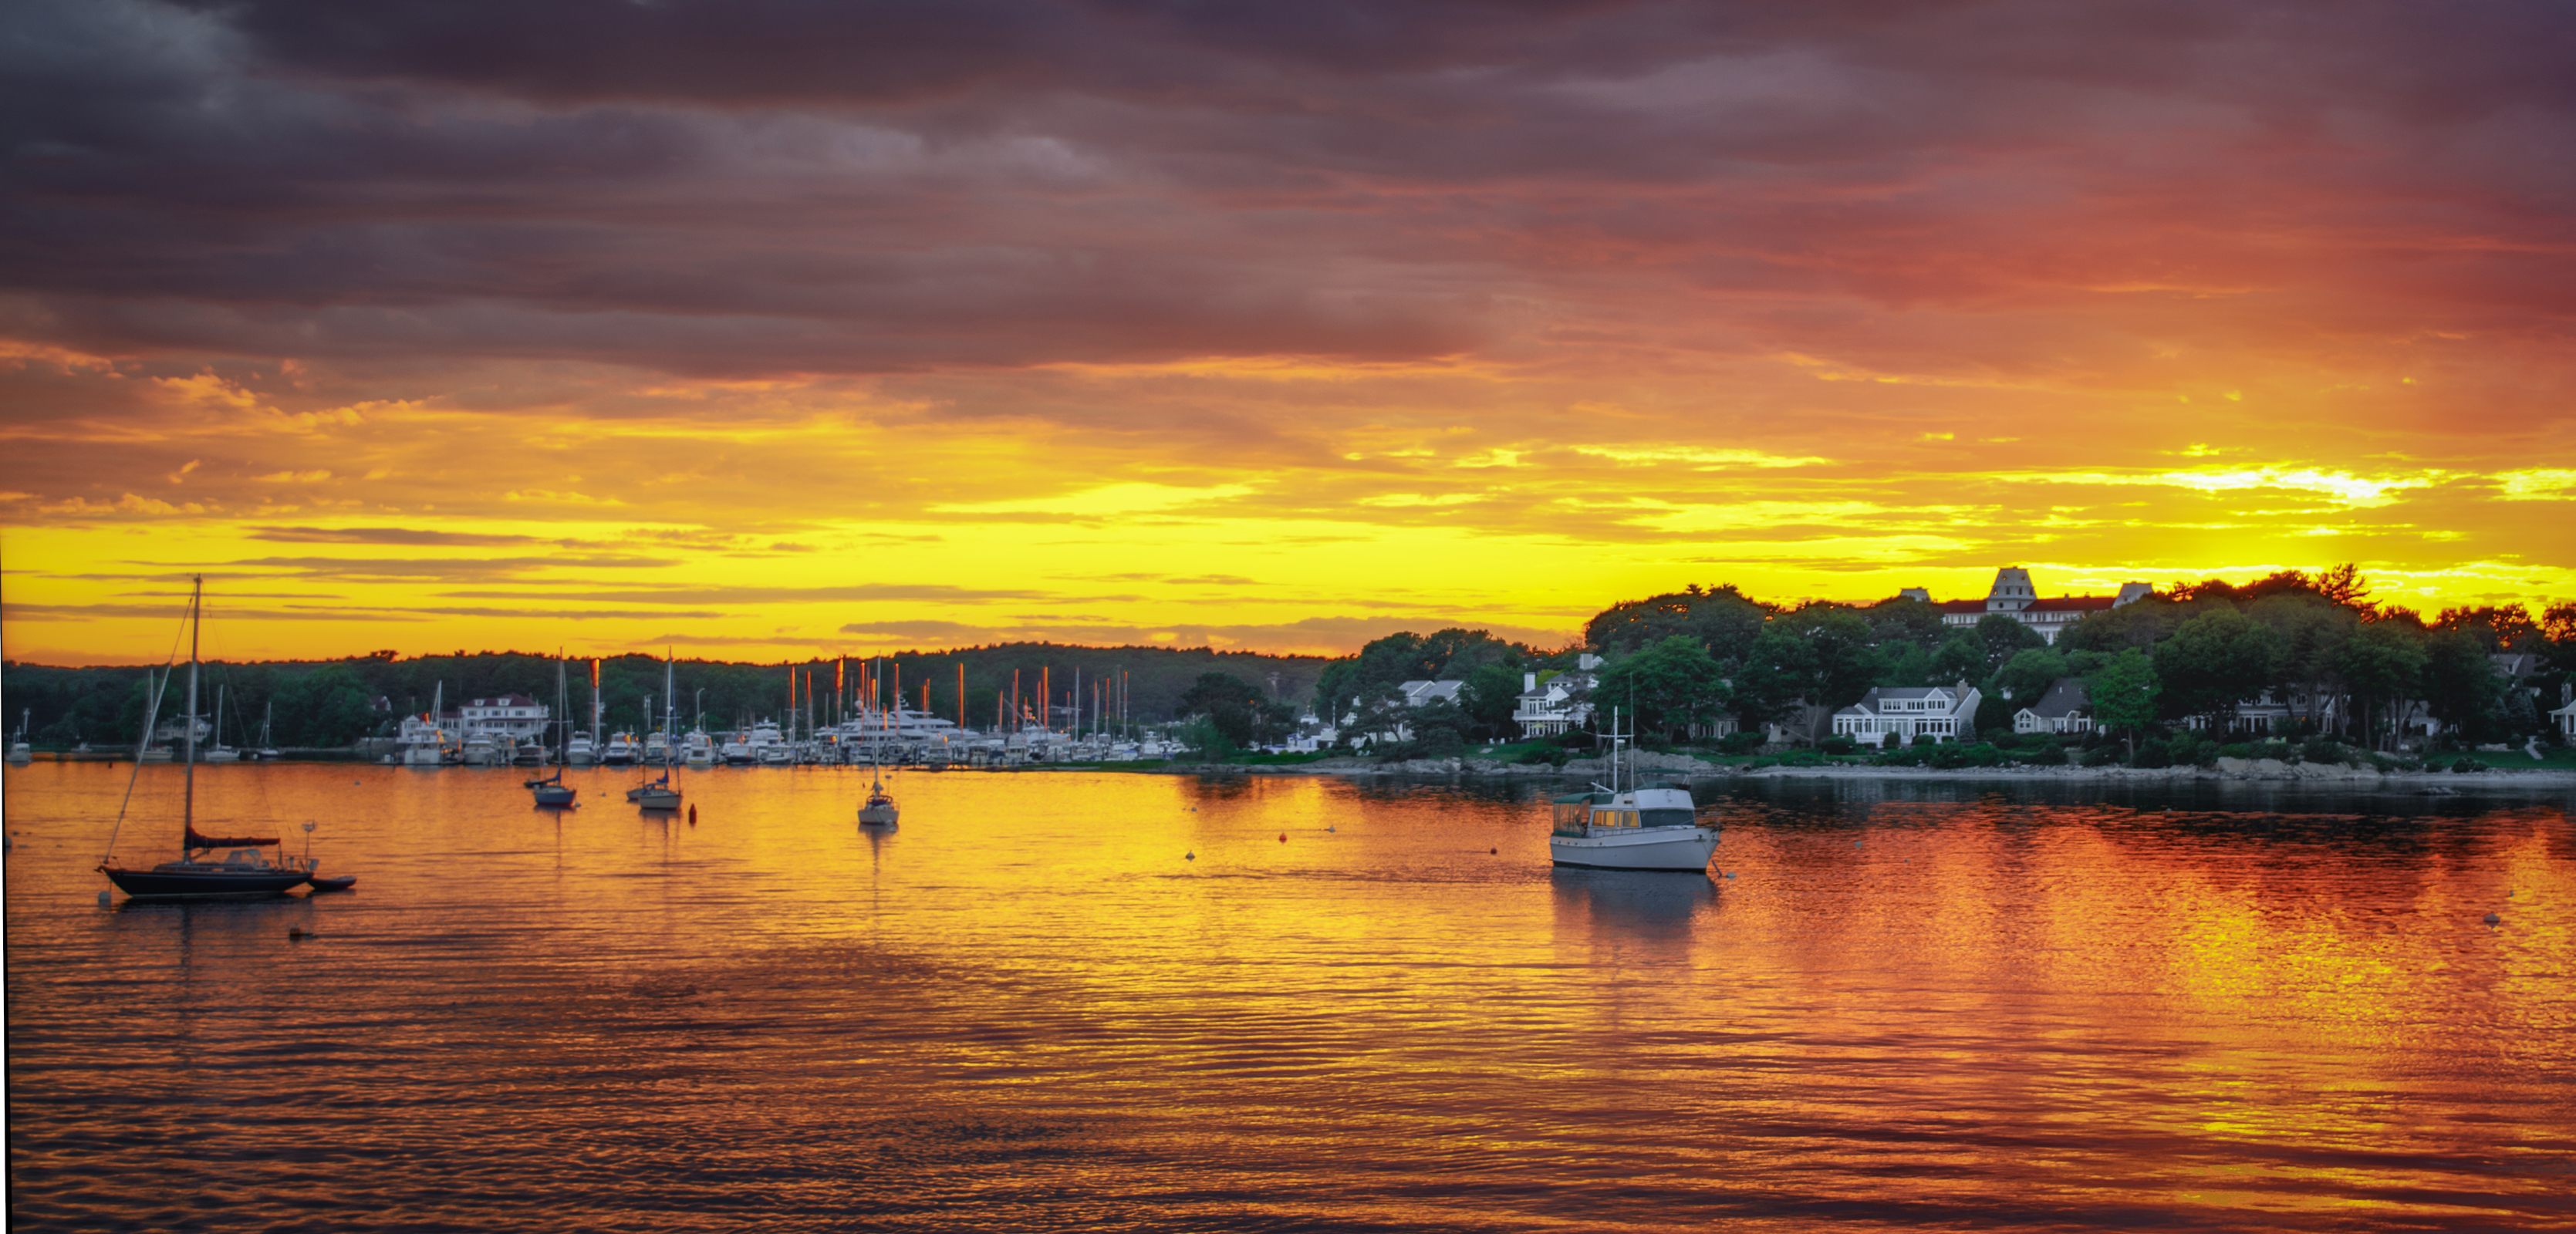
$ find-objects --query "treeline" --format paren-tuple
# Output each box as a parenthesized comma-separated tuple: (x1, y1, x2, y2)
(1284, 567, 2576, 755)
(1, 642, 1331, 750)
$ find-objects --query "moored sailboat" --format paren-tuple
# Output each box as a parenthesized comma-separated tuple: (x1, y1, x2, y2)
(97, 578, 330, 900)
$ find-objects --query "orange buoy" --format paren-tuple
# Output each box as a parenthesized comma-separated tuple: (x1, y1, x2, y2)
(1278, 833, 1287, 843)
(688, 804, 697, 825)
(1489, 847, 1497, 855)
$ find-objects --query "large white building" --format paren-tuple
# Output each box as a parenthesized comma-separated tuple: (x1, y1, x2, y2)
(1832, 683, 1981, 747)
(1921, 568, 2152, 645)
(459, 694, 549, 741)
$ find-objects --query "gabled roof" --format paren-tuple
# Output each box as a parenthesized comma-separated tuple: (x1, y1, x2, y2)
(2019, 676, 2088, 720)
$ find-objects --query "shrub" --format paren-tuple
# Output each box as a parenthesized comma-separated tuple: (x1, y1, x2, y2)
(1777, 749, 1826, 767)
(2217, 742, 2253, 760)
(2028, 743, 2068, 766)
(1818, 734, 1859, 756)
(1720, 730, 1766, 754)
(2081, 747, 2122, 767)
(2300, 737, 2341, 765)
(2450, 757, 2489, 774)
(2251, 740, 2292, 762)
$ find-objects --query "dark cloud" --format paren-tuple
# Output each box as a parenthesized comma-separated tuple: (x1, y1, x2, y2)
(439, 583, 1054, 604)
(3, 0, 2566, 379)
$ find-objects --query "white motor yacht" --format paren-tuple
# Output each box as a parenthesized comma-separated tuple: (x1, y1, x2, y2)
(603, 731, 640, 766)
(643, 730, 673, 765)
(682, 729, 715, 767)
(566, 731, 597, 766)
(1545, 712, 1717, 873)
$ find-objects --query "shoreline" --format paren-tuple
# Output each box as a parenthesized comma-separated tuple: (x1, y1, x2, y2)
(1124, 755, 2576, 789)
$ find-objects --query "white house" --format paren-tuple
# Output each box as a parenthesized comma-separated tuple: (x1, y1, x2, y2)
(2012, 677, 2092, 735)
(1832, 683, 1980, 746)
(1926, 568, 2152, 645)
(2182, 689, 2338, 734)
(2551, 697, 2576, 741)
(1512, 656, 1602, 737)
(459, 694, 549, 741)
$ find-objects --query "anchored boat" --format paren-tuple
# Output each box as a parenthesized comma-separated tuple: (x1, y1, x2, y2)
(97, 578, 335, 900)
(1546, 709, 1717, 873)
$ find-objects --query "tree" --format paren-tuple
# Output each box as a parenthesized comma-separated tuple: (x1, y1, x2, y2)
(1929, 634, 1984, 685)
(1994, 648, 2070, 707)
(1585, 584, 1771, 660)
(2419, 629, 2503, 740)
(1455, 662, 1525, 741)
(2156, 608, 2284, 732)
(1592, 636, 1731, 741)
(272, 664, 377, 747)
(1974, 614, 2047, 676)
(2085, 649, 2160, 754)
(1779, 605, 1882, 709)
(2337, 621, 2429, 750)
(1176, 672, 1291, 750)
(1730, 627, 1812, 733)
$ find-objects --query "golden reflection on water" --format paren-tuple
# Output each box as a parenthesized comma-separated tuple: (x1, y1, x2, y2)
(4, 762, 2571, 1232)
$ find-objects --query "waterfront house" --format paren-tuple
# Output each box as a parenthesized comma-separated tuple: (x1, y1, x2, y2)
(1511, 655, 1602, 738)
(2553, 697, 2576, 741)
(1832, 683, 1980, 746)
(1924, 568, 2152, 645)
(2011, 677, 2092, 736)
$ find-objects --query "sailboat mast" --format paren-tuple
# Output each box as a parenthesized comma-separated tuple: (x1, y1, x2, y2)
(182, 575, 201, 834)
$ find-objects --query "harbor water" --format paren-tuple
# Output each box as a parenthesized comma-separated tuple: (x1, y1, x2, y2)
(5, 763, 2571, 1231)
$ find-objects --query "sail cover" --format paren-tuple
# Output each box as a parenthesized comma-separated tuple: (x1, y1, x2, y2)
(185, 824, 279, 848)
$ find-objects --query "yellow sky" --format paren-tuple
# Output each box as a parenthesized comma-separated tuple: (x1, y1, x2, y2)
(5, 345, 2568, 666)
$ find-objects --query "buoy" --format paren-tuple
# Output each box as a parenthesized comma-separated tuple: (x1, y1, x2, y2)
(1327, 825, 1335, 833)
(688, 804, 697, 825)
(2483, 912, 2500, 926)
(288, 927, 309, 939)
(97, 890, 112, 907)
(1185, 851, 1194, 860)
(1725, 872, 1736, 879)
(1278, 833, 1287, 843)
(1489, 847, 1497, 855)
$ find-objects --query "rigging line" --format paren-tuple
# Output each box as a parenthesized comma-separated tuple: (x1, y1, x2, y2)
(105, 590, 191, 861)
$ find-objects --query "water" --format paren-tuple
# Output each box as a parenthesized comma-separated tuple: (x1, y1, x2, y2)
(5, 763, 2571, 1232)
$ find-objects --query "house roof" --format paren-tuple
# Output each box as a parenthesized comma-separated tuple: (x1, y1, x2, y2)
(2024, 595, 2119, 612)
(2019, 676, 2089, 720)
(467, 694, 542, 708)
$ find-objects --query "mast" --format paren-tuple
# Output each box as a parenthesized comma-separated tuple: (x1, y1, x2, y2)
(182, 575, 200, 838)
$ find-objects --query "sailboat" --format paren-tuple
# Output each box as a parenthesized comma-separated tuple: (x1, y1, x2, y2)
(531, 656, 579, 807)
(1545, 706, 1720, 872)
(248, 700, 282, 760)
(858, 659, 900, 828)
(8, 709, 30, 765)
(626, 655, 682, 810)
(97, 578, 330, 899)
(205, 684, 241, 761)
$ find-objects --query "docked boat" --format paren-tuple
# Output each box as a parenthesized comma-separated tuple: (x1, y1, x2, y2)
(10, 708, 32, 764)
(681, 728, 715, 767)
(97, 578, 332, 901)
(204, 686, 241, 761)
(566, 731, 597, 766)
(1546, 710, 1718, 873)
(603, 731, 640, 766)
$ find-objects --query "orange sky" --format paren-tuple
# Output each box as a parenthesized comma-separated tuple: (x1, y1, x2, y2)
(3, 0, 2571, 665)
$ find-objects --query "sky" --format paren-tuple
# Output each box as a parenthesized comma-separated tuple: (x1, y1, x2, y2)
(3, 0, 2571, 666)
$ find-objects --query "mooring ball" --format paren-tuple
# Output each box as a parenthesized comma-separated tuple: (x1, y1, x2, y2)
(1489, 847, 1497, 855)
(2483, 912, 2500, 926)
(97, 891, 112, 907)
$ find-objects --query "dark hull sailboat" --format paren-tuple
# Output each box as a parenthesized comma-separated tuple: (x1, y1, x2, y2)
(97, 578, 328, 902)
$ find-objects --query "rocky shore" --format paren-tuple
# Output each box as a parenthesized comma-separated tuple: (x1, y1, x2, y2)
(1135, 753, 2576, 788)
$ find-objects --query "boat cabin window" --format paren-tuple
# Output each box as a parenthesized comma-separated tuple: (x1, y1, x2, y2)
(1639, 808, 1695, 828)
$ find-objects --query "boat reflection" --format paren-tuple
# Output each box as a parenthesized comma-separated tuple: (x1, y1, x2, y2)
(1548, 865, 1716, 935)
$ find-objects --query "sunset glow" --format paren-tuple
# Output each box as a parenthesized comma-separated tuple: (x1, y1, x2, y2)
(5, 1, 2571, 664)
